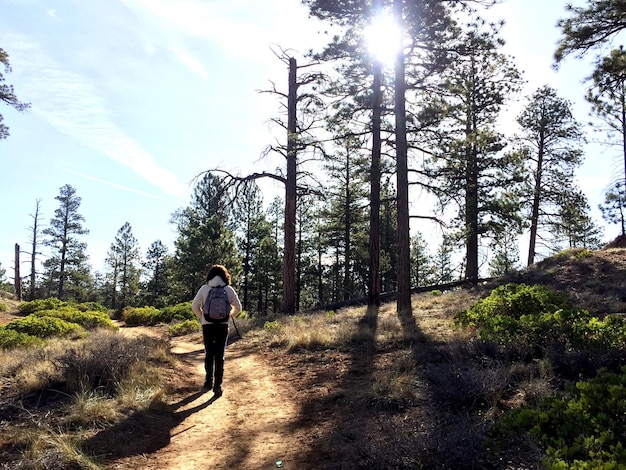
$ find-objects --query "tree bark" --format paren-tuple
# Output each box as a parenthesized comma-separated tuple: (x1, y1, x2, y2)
(343, 148, 352, 301)
(394, 0, 412, 316)
(29, 199, 41, 300)
(282, 57, 298, 314)
(14, 243, 21, 300)
(465, 142, 479, 282)
(528, 145, 544, 266)
(368, 61, 383, 307)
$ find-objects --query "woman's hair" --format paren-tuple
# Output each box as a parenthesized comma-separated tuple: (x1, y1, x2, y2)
(205, 264, 231, 285)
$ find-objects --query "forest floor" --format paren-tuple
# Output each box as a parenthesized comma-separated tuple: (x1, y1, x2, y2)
(105, 332, 307, 470)
(1, 239, 625, 469)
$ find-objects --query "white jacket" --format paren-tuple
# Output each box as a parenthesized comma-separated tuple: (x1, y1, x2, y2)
(192, 275, 242, 325)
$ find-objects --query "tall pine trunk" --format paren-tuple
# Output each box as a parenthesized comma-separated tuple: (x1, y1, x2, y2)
(465, 142, 479, 282)
(282, 57, 298, 314)
(394, 0, 411, 315)
(528, 144, 544, 266)
(368, 62, 383, 307)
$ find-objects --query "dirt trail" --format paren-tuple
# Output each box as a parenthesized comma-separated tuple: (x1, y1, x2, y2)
(111, 335, 300, 470)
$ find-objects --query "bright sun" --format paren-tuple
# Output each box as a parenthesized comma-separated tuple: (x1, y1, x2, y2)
(364, 13, 402, 66)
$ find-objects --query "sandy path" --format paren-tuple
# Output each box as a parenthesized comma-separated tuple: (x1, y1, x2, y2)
(112, 336, 300, 470)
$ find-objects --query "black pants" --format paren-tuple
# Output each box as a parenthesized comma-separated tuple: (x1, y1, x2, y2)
(202, 322, 229, 387)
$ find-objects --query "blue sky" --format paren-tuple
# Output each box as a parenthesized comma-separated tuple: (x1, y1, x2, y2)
(0, 0, 619, 279)
(0, 0, 324, 274)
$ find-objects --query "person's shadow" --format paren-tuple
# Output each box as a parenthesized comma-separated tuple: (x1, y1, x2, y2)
(171, 388, 221, 420)
(82, 388, 220, 462)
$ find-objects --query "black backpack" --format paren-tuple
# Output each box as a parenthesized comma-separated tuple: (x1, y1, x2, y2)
(203, 286, 231, 322)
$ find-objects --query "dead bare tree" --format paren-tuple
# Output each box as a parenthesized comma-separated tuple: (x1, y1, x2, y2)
(14, 243, 21, 300)
(198, 48, 326, 314)
(27, 199, 44, 299)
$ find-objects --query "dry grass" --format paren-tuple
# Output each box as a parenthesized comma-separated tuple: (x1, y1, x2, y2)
(1, 244, 624, 469)
(0, 329, 174, 469)
(249, 282, 591, 468)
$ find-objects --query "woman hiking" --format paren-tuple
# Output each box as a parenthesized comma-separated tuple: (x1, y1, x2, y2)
(192, 264, 242, 397)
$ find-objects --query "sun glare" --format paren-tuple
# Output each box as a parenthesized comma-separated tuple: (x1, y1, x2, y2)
(364, 13, 402, 66)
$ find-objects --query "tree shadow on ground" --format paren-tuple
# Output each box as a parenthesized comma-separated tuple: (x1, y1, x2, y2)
(286, 304, 382, 468)
(283, 300, 508, 469)
(81, 352, 222, 463)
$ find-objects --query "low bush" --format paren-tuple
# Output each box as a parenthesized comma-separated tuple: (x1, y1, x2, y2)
(122, 306, 159, 326)
(74, 301, 108, 313)
(33, 307, 116, 330)
(0, 330, 171, 469)
(264, 320, 283, 331)
(0, 327, 44, 349)
(18, 297, 66, 315)
(54, 330, 169, 395)
(151, 302, 194, 324)
(366, 353, 418, 412)
(491, 366, 626, 469)
(574, 249, 594, 260)
(454, 283, 626, 353)
(5, 315, 83, 339)
(168, 319, 200, 336)
(0, 302, 7, 312)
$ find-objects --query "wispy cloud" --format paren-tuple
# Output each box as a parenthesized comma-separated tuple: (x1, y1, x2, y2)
(120, 0, 321, 72)
(1, 32, 188, 199)
(67, 169, 180, 202)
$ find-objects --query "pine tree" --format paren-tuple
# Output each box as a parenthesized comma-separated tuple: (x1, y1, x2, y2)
(0, 48, 30, 140)
(0, 262, 12, 292)
(42, 184, 91, 300)
(303, 0, 390, 308)
(516, 86, 586, 264)
(410, 232, 434, 287)
(234, 183, 281, 314)
(142, 240, 171, 308)
(426, 25, 524, 281)
(554, 191, 605, 250)
(600, 180, 626, 236)
(321, 137, 370, 302)
(171, 173, 241, 302)
(380, 175, 398, 293)
(296, 198, 325, 309)
(585, 47, 626, 191)
(26, 199, 44, 300)
(555, 0, 626, 64)
(432, 234, 456, 284)
(107, 222, 141, 308)
(488, 230, 520, 277)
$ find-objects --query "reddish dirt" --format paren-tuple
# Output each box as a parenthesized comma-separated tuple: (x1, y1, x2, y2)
(108, 335, 306, 470)
(2, 241, 624, 469)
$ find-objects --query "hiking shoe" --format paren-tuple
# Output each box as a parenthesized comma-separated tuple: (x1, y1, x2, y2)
(213, 386, 222, 397)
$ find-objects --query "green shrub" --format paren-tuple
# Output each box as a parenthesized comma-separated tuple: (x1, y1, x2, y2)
(491, 366, 626, 468)
(74, 301, 108, 313)
(455, 283, 570, 326)
(5, 315, 83, 338)
(0, 327, 44, 349)
(453, 283, 626, 352)
(574, 249, 594, 260)
(0, 303, 7, 312)
(168, 319, 200, 336)
(264, 320, 283, 331)
(18, 297, 66, 315)
(151, 302, 194, 324)
(237, 310, 250, 320)
(122, 306, 159, 326)
(33, 307, 116, 330)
